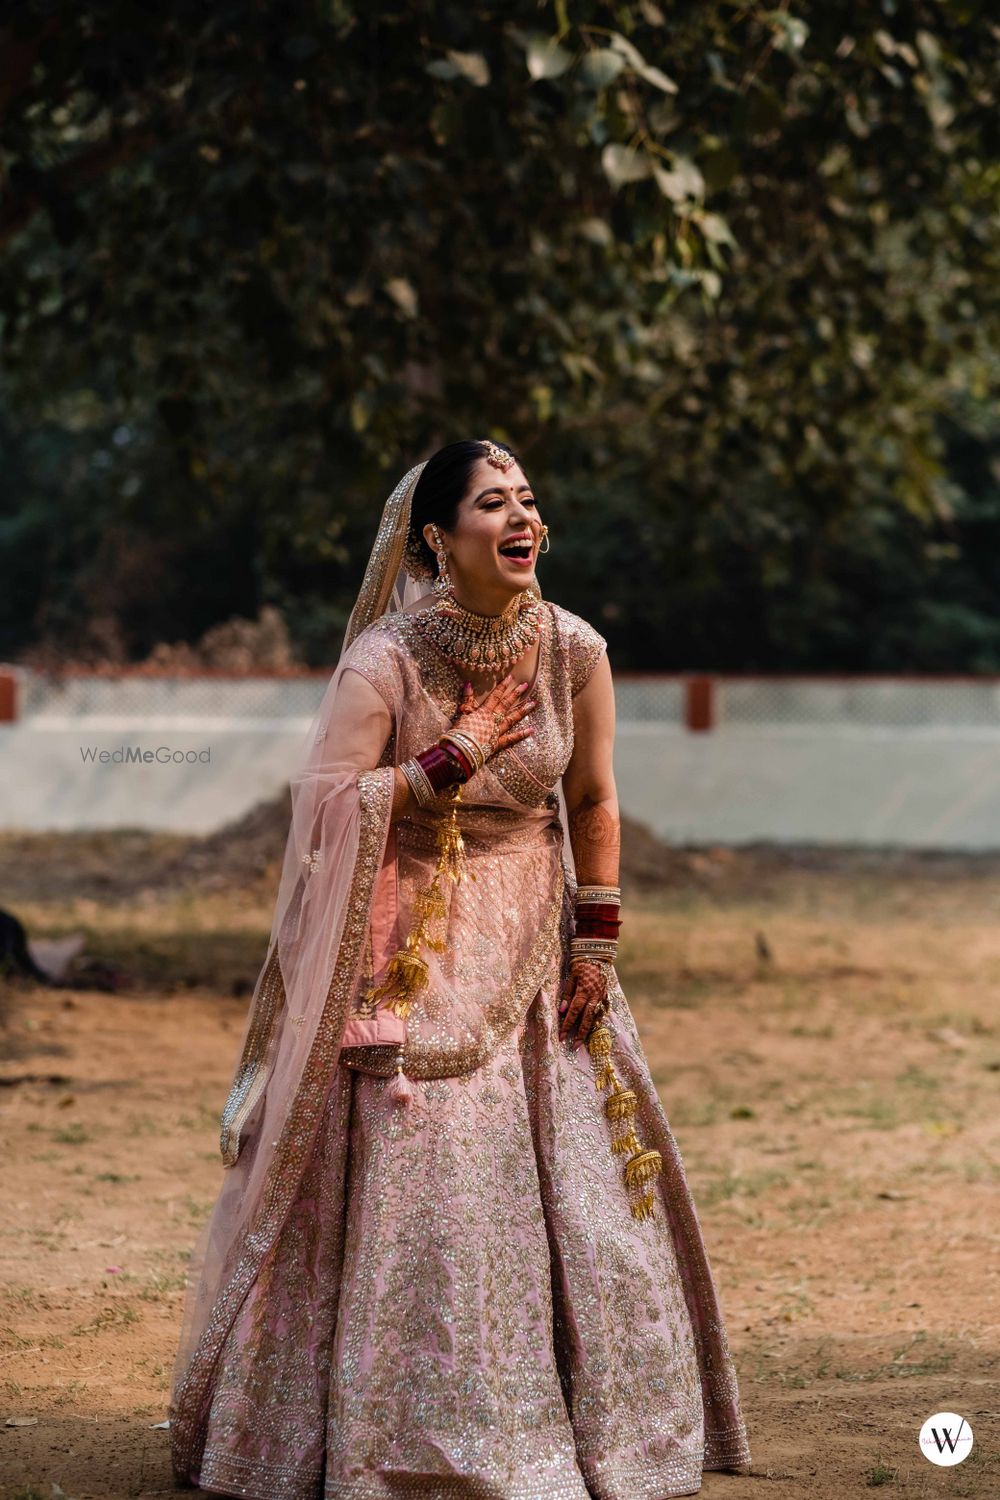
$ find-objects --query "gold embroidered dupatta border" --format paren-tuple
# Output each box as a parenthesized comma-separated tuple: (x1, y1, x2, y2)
(218, 944, 284, 1166)
(169, 765, 394, 1481)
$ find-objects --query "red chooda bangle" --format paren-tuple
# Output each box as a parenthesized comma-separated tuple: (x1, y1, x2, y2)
(413, 743, 469, 792)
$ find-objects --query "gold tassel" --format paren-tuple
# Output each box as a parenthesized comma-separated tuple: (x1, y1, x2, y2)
(587, 1016, 664, 1220)
(363, 784, 470, 1022)
(605, 1086, 637, 1121)
(629, 1187, 657, 1221)
(624, 1147, 663, 1187)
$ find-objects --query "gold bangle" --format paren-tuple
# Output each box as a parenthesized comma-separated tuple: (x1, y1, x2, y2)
(440, 730, 487, 771)
(574, 885, 621, 903)
(400, 758, 436, 808)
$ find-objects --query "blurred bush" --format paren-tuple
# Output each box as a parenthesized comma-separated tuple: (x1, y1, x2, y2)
(0, 2, 996, 668)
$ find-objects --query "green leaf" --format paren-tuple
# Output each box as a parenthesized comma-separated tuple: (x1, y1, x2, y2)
(426, 58, 461, 80)
(384, 277, 418, 317)
(445, 49, 491, 87)
(602, 143, 652, 188)
(652, 155, 704, 202)
(697, 211, 736, 247)
(579, 49, 626, 89)
(763, 11, 809, 54)
(525, 34, 573, 81)
(576, 217, 614, 246)
(607, 31, 678, 93)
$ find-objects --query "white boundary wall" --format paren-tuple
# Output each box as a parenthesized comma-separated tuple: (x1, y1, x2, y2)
(4, 668, 1000, 847)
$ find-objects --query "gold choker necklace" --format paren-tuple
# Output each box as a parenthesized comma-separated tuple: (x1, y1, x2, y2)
(413, 587, 543, 677)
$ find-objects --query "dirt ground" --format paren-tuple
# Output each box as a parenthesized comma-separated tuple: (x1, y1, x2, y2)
(1, 821, 998, 1499)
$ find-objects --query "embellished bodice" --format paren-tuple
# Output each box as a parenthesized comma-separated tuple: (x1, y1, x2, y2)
(342, 597, 607, 813)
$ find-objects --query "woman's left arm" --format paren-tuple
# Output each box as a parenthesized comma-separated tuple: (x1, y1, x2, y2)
(559, 651, 620, 1042)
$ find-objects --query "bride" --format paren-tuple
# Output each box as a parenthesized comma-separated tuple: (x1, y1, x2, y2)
(168, 437, 752, 1498)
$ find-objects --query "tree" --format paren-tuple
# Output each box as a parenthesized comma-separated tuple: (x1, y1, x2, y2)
(1, 2, 997, 666)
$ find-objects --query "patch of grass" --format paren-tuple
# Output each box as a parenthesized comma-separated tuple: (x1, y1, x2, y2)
(52, 1377, 89, 1406)
(95, 1171, 139, 1184)
(784, 1192, 836, 1224)
(71, 1302, 141, 1336)
(0, 1325, 37, 1352)
(139, 1269, 187, 1299)
(945, 1442, 1000, 1499)
(959, 1155, 1000, 1183)
(773, 1283, 817, 1323)
(167, 1193, 213, 1228)
(96, 912, 270, 993)
(0, 1284, 39, 1310)
(840, 1094, 901, 1130)
(29, 1228, 68, 1251)
(175, 1100, 220, 1132)
(52, 1122, 90, 1145)
(114, 1268, 187, 1300)
(866, 1452, 899, 1486)
(664, 1096, 724, 1127)
(134, 1356, 171, 1390)
(894, 1063, 941, 1091)
(698, 1168, 791, 1208)
(835, 1333, 956, 1383)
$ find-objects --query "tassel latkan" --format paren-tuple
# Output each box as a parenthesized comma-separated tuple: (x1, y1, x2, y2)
(365, 784, 471, 1103)
(363, 784, 469, 1022)
(586, 1012, 663, 1220)
(387, 1050, 415, 1106)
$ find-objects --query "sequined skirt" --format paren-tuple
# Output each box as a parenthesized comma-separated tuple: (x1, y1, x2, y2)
(190, 970, 751, 1499)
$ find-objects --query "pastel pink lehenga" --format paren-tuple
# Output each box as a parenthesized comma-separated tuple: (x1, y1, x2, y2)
(168, 593, 752, 1500)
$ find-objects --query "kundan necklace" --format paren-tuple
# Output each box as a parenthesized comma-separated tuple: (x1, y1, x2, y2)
(413, 585, 543, 678)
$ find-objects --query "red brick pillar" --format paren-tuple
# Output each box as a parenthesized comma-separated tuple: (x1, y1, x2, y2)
(0, 670, 17, 723)
(685, 675, 715, 732)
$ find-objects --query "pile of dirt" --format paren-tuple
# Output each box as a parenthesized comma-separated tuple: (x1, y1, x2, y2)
(6, 795, 1000, 913)
(0, 797, 727, 908)
(167, 791, 294, 890)
(0, 798, 292, 907)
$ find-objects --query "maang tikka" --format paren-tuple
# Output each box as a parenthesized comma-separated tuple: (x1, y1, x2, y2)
(478, 438, 515, 471)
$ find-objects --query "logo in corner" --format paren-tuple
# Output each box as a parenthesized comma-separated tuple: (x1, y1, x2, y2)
(919, 1411, 973, 1466)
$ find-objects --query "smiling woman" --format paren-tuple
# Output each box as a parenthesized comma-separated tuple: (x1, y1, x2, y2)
(407, 439, 547, 611)
(168, 438, 752, 1500)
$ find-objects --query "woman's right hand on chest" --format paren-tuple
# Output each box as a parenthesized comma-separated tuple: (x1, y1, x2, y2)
(452, 674, 537, 760)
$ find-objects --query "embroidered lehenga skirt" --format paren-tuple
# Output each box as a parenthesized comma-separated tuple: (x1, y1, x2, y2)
(172, 600, 752, 1498)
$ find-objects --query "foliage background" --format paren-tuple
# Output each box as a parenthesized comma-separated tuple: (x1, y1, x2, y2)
(1, 1, 997, 669)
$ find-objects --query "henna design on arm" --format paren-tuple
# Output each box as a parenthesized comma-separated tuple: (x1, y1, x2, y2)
(567, 794, 621, 889)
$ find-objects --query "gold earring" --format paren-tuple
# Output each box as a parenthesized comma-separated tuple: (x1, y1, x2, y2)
(430, 526, 452, 592)
(538, 524, 550, 554)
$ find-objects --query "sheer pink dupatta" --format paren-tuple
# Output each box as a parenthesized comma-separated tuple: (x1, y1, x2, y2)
(168, 464, 430, 1479)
